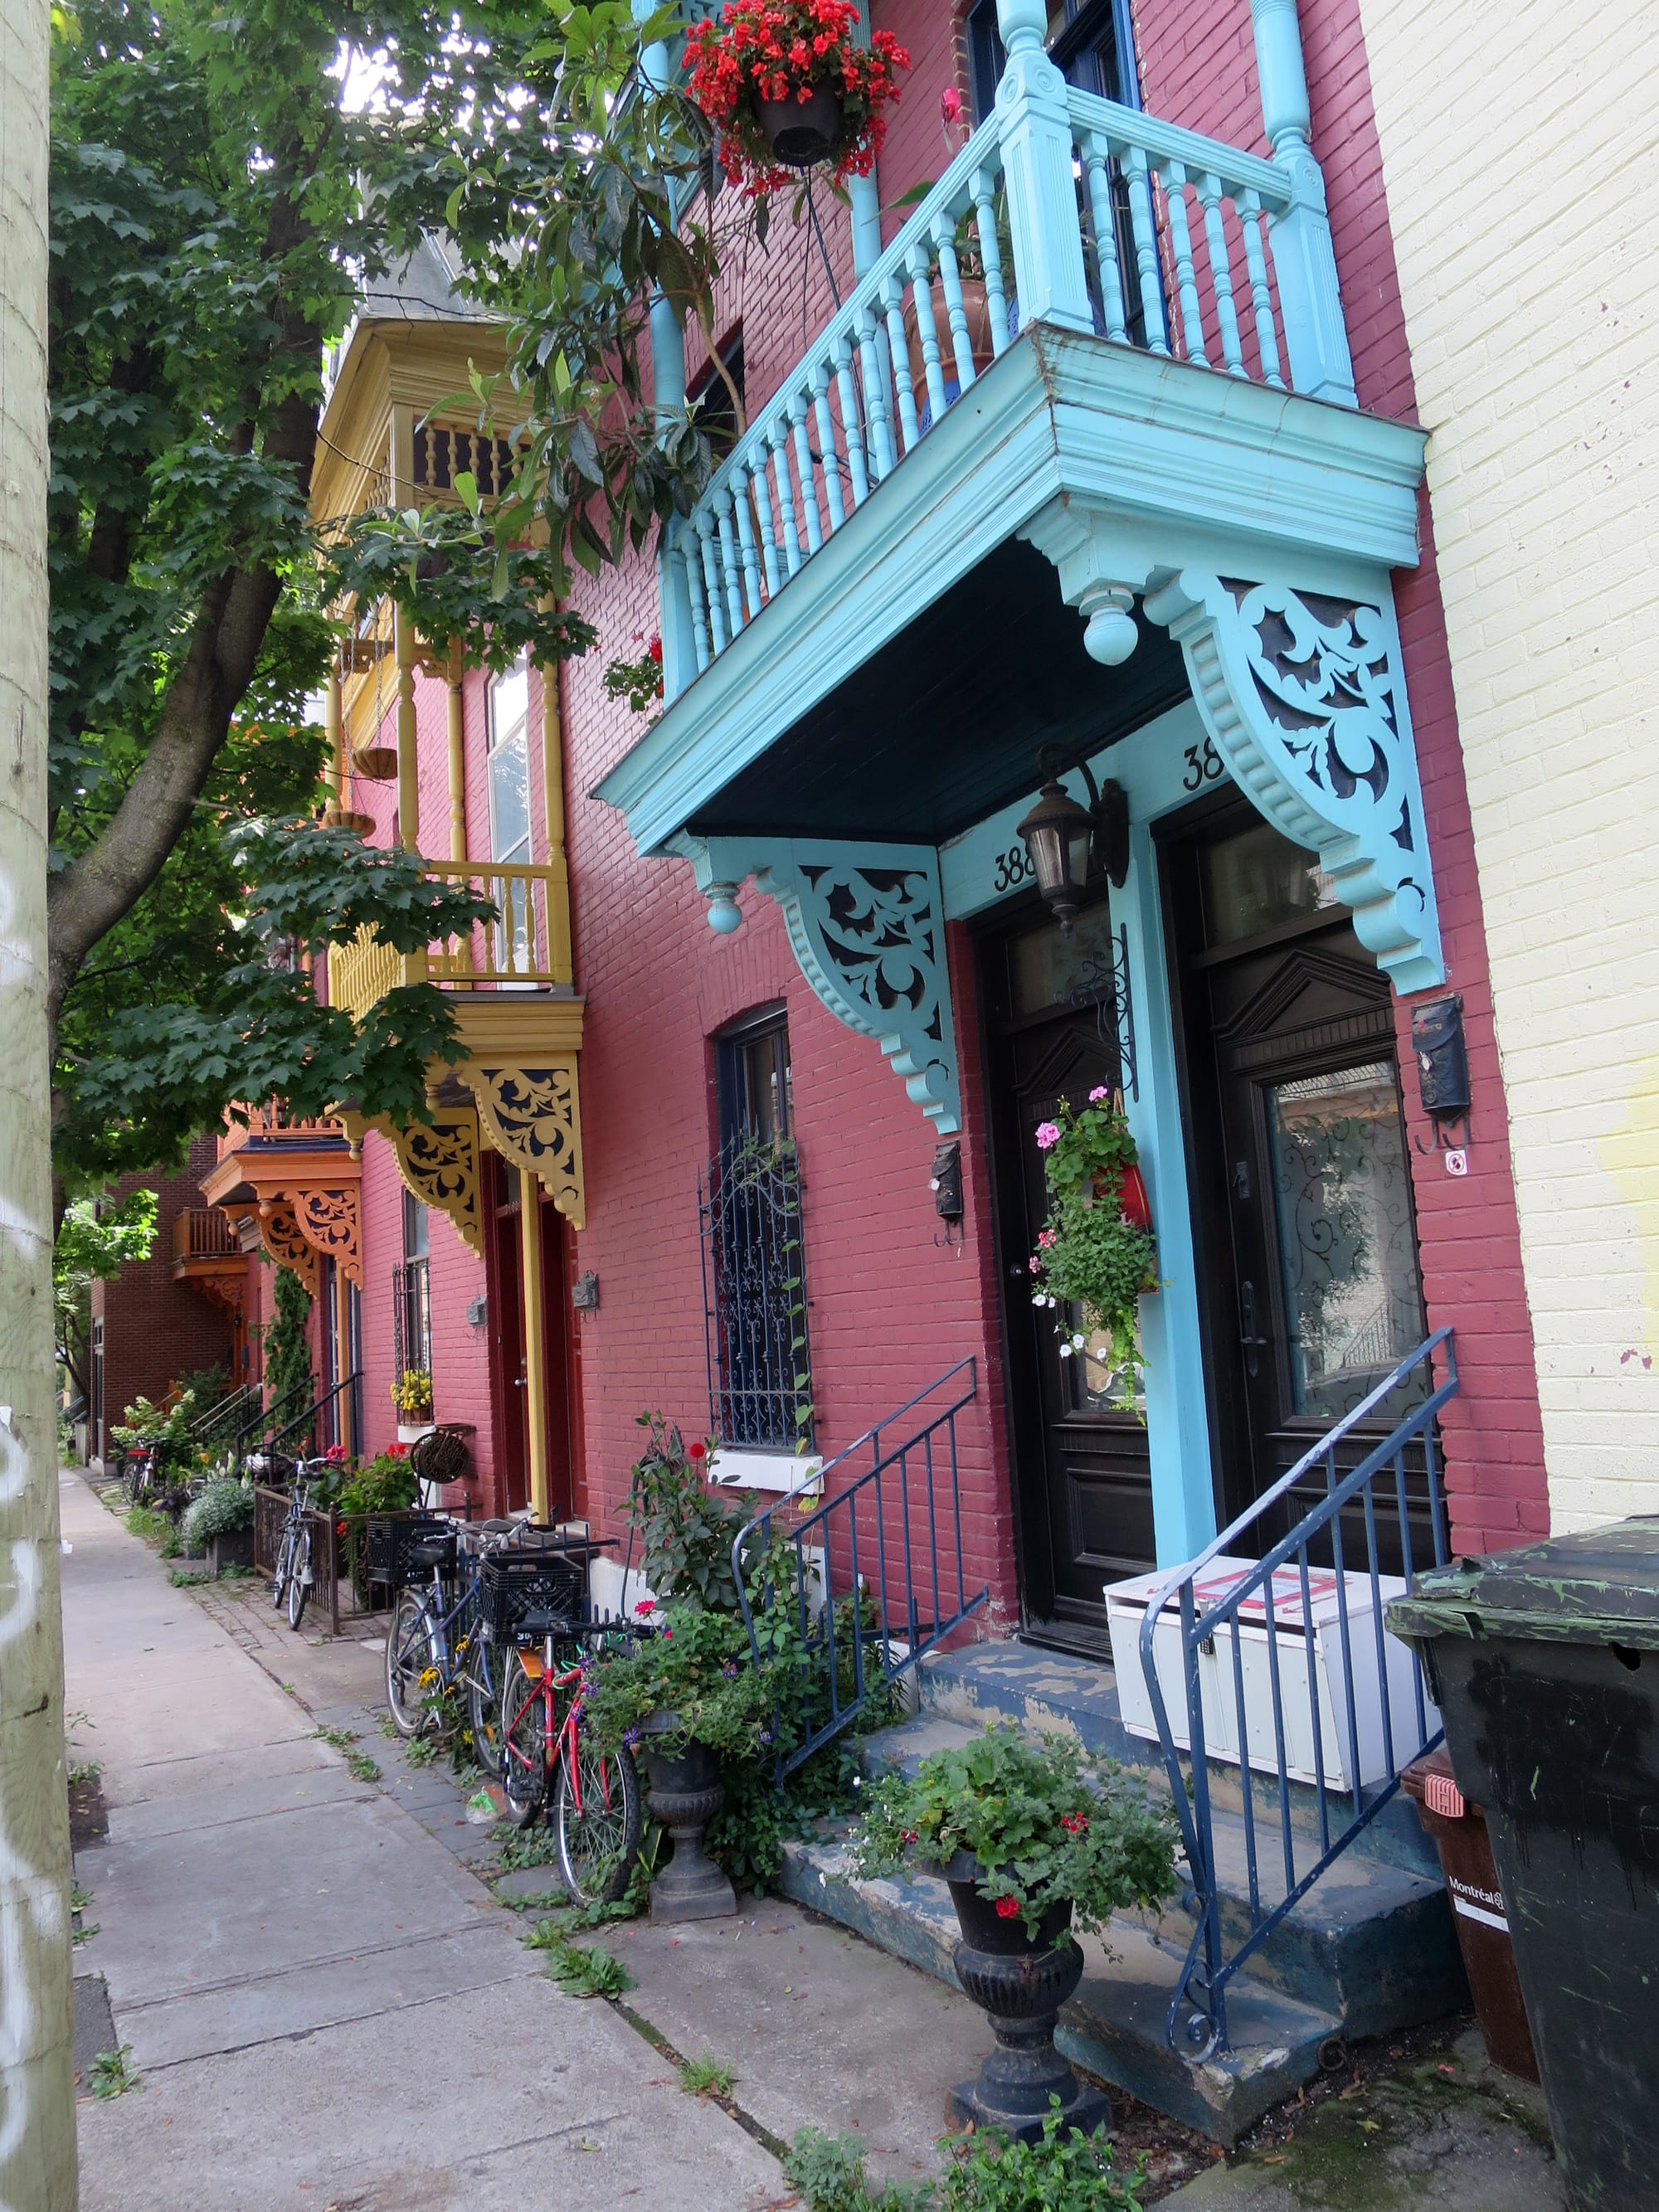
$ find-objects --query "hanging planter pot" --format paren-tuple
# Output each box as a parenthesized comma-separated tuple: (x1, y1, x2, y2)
(754, 80, 844, 171)
(322, 805, 376, 838)
(351, 745, 399, 782)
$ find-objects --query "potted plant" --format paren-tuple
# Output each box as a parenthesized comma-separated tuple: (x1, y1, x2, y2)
(686, 0, 910, 199)
(1028, 1089, 1157, 1412)
(585, 1605, 776, 1923)
(392, 1368, 434, 1440)
(852, 1721, 1178, 2142)
(181, 1473, 257, 1577)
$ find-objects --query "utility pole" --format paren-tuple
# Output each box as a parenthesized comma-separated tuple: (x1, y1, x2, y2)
(0, 2, 78, 2205)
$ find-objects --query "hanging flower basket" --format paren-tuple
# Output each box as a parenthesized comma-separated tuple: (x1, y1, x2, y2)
(686, 0, 911, 200)
(1029, 1089, 1158, 1410)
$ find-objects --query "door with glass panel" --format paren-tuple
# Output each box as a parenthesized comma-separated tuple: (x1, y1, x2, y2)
(487, 655, 534, 977)
(1165, 796, 1431, 1568)
(982, 899, 1155, 1650)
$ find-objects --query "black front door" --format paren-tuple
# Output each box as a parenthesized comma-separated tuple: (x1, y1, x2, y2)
(981, 901, 1155, 1649)
(1165, 797, 1431, 1559)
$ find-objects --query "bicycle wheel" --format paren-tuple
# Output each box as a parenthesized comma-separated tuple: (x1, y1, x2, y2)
(465, 1641, 505, 1780)
(554, 1734, 642, 1906)
(384, 1589, 433, 1735)
(285, 1525, 310, 1631)
(271, 1524, 294, 1612)
(499, 1653, 547, 1828)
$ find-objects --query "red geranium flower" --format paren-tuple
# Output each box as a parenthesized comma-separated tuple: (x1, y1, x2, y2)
(1061, 1812, 1089, 1835)
(635, 1597, 656, 1616)
(688, 1440, 708, 1465)
(995, 1895, 1020, 1919)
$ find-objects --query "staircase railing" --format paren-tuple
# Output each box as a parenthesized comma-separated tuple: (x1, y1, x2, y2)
(1139, 1327, 1458, 2061)
(734, 1358, 985, 1777)
(189, 1382, 260, 1453)
(269, 1372, 362, 1463)
(233, 1375, 312, 1471)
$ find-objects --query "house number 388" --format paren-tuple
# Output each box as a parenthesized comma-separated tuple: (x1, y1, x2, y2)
(1183, 738, 1225, 790)
(991, 843, 1034, 894)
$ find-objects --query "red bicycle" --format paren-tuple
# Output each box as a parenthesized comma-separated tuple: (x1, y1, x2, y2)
(499, 1610, 643, 1906)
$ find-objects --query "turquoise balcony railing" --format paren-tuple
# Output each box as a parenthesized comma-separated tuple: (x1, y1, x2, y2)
(658, 0, 1358, 702)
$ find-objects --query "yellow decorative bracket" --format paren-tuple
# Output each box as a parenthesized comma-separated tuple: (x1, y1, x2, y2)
(466, 1062, 586, 1229)
(340, 1106, 484, 1256)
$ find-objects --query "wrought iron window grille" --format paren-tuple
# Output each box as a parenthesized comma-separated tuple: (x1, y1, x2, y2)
(392, 1256, 432, 1383)
(699, 1130, 814, 1453)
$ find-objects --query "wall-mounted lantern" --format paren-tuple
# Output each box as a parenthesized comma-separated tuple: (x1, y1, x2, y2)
(1014, 751, 1130, 934)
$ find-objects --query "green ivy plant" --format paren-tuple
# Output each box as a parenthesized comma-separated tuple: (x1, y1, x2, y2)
(261, 1265, 314, 1417)
(1028, 1091, 1157, 1412)
(850, 1722, 1178, 1944)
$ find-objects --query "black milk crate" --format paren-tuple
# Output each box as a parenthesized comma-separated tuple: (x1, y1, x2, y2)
(479, 1551, 585, 1646)
(363, 1512, 457, 1590)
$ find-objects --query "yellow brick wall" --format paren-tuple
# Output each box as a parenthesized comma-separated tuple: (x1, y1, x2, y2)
(1355, 0, 1659, 1529)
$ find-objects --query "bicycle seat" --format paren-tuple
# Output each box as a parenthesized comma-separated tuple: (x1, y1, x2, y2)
(514, 1608, 576, 1643)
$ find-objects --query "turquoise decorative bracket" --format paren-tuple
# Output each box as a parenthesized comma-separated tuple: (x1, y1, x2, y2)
(677, 836, 962, 1135)
(1145, 570, 1443, 993)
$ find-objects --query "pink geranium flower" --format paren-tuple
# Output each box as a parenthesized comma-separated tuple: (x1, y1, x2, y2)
(1088, 1086, 1112, 1104)
(635, 1598, 656, 1616)
(1034, 1121, 1061, 1150)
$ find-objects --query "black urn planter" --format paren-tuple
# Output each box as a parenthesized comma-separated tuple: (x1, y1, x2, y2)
(936, 1853, 1111, 2145)
(638, 1716, 737, 1923)
(754, 80, 844, 169)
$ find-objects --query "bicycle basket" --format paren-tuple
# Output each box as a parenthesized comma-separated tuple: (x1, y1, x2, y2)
(479, 1552, 585, 1645)
(363, 1512, 456, 1589)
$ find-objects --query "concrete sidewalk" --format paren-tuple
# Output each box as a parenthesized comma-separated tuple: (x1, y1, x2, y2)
(64, 1471, 785, 2212)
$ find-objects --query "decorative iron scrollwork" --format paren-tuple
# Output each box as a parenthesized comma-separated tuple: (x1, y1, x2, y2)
(1064, 920, 1138, 1102)
(1145, 571, 1443, 994)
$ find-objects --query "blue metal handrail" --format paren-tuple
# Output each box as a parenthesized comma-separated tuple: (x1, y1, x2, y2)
(1138, 1327, 1458, 2060)
(733, 1358, 985, 1776)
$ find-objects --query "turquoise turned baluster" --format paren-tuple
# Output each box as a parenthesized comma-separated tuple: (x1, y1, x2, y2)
(992, 0, 1091, 331)
(1199, 173, 1246, 375)
(1123, 146, 1170, 353)
(834, 337, 871, 504)
(971, 168, 1010, 357)
(713, 492, 744, 637)
(908, 244, 950, 422)
(1162, 162, 1209, 365)
(747, 455, 782, 597)
(855, 306, 895, 480)
(1239, 190, 1285, 388)
(1082, 134, 1128, 344)
(730, 468, 766, 618)
(768, 417, 802, 576)
(810, 367, 846, 530)
(791, 392, 825, 548)
(1249, 0, 1356, 403)
(683, 524, 713, 672)
(883, 274, 922, 453)
(696, 513, 728, 654)
(935, 216, 977, 392)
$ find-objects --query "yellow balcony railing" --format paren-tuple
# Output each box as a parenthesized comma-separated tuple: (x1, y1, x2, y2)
(330, 858, 570, 1023)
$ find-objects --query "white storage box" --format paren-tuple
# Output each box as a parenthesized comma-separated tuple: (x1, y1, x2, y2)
(1105, 1555, 1438, 1795)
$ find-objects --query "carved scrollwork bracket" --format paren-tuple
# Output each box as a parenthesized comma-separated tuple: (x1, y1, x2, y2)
(678, 835, 961, 1135)
(256, 1201, 319, 1297)
(466, 1062, 586, 1228)
(1143, 571, 1444, 994)
(343, 1108, 484, 1256)
(289, 1185, 363, 1288)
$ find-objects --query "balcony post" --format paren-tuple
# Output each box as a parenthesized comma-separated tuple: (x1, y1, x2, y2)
(538, 658, 574, 985)
(1248, 0, 1357, 405)
(445, 641, 467, 863)
(324, 654, 344, 814)
(518, 1181, 551, 1522)
(651, 288, 698, 704)
(848, 171, 883, 279)
(993, 0, 1092, 334)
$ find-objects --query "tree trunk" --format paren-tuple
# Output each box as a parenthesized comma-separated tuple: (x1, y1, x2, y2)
(0, 4, 78, 2203)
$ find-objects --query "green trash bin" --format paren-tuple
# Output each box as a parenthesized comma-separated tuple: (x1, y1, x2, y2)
(1388, 1519, 1659, 2212)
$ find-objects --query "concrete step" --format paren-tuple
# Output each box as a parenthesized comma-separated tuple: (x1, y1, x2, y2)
(854, 1714, 1463, 2039)
(781, 1827, 1343, 2144)
(918, 1643, 1438, 1877)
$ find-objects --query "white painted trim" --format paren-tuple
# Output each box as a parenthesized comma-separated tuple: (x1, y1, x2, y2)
(709, 1448, 824, 1496)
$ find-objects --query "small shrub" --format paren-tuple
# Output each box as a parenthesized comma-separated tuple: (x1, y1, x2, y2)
(532, 1930, 633, 1998)
(88, 2045, 139, 2099)
(941, 2101, 1146, 2210)
(124, 1505, 172, 1548)
(679, 2051, 734, 2098)
(784, 2129, 929, 2212)
(345, 1750, 381, 1785)
(181, 1475, 255, 1554)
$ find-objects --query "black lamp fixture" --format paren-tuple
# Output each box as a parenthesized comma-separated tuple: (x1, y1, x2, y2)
(1014, 749, 1129, 934)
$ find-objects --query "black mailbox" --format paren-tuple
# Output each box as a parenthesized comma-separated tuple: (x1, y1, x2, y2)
(1412, 995, 1469, 1119)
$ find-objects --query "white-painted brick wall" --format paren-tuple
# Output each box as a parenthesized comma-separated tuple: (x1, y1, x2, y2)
(1356, 0, 1659, 1529)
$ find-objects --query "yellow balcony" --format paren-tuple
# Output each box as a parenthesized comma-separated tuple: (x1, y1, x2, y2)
(329, 859, 573, 1023)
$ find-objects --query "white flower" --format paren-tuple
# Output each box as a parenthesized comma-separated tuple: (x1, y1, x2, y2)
(1072, 1333, 1087, 1350)
(1031, 1294, 1045, 1309)
(1058, 1342, 1073, 1359)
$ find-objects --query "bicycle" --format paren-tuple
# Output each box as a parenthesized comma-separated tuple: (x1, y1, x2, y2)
(499, 1611, 644, 1907)
(382, 1517, 525, 1777)
(270, 1460, 319, 1631)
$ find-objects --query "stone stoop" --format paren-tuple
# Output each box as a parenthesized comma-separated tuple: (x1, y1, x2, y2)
(786, 1640, 1468, 2142)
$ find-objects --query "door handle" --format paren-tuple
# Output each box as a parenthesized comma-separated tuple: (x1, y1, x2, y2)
(1238, 1279, 1270, 1377)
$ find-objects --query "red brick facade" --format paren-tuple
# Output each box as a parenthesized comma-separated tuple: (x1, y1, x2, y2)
(332, 0, 1546, 1573)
